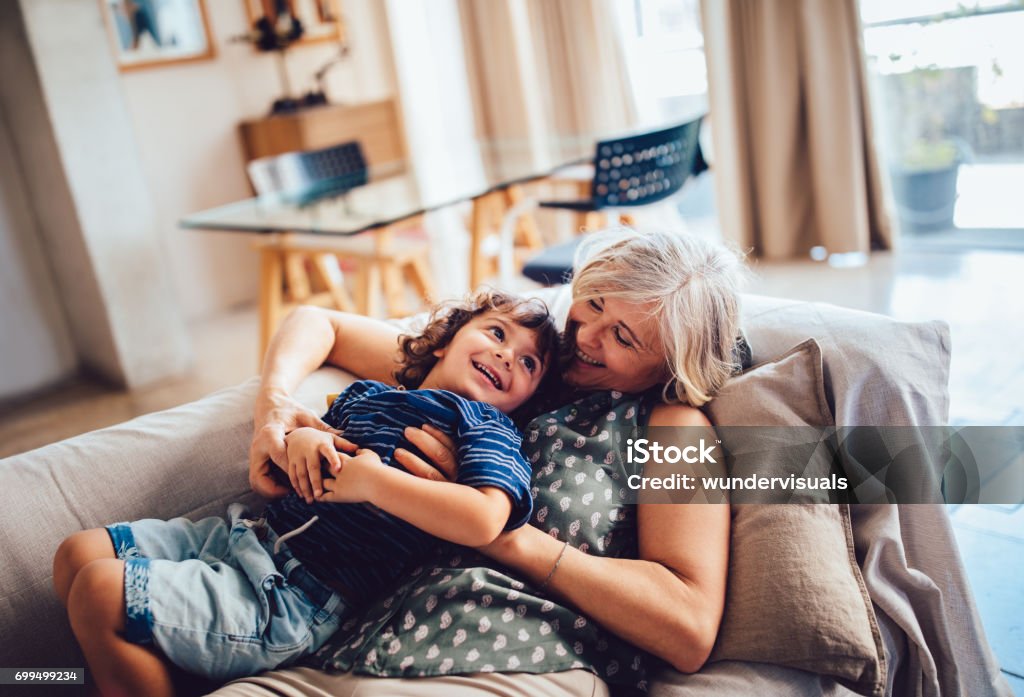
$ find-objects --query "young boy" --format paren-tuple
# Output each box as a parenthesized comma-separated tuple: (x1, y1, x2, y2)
(53, 290, 559, 695)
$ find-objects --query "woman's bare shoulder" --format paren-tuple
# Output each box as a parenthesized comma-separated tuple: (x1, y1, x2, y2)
(648, 402, 712, 428)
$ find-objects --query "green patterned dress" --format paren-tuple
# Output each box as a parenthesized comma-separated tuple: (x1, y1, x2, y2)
(306, 388, 660, 695)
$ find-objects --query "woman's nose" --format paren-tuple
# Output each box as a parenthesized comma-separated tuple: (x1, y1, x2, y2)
(576, 322, 599, 348)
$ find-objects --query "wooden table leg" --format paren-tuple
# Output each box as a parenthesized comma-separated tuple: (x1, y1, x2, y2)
(505, 185, 543, 251)
(381, 260, 407, 318)
(356, 262, 381, 317)
(404, 256, 435, 306)
(470, 192, 495, 291)
(310, 253, 356, 313)
(258, 245, 284, 362)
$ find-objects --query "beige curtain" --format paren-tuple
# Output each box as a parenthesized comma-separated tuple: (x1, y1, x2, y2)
(458, 0, 637, 165)
(701, 0, 894, 258)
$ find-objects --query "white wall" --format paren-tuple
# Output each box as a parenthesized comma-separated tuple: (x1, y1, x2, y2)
(0, 109, 77, 400)
(1, 0, 192, 390)
(117, 0, 398, 321)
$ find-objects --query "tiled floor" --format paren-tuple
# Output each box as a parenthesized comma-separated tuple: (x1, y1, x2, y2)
(951, 505, 1024, 684)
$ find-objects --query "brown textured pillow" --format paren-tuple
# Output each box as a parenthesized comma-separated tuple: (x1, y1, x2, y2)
(703, 339, 885, 697)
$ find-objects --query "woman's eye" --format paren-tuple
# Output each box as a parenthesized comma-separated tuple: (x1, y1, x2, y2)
(490, 326, 505, 341)
(522, 356, 537, 373)
(613, 327, 633, 348)
(588, 299, 603, 313)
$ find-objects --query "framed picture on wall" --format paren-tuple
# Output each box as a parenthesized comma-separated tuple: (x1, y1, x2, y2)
(101, 0, 216, 72)
(243, 0, 345, 46)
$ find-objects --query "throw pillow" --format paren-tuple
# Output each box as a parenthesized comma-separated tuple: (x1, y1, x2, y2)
(703, 339, 885, 697)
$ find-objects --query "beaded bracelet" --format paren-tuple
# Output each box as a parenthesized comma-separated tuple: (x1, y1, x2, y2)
(539, 541, 570, 591)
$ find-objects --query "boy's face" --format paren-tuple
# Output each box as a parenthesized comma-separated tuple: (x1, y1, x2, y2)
(424, 312, 548, 414)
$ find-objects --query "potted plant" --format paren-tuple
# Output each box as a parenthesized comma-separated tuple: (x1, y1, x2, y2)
(889, 137, 965, 233)
(878, 64, 978, 232)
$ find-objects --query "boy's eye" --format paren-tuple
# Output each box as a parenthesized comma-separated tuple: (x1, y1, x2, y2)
(522, 356, 537, 373)
(613, 326, 633, 349)
(490, 326, 505, 341)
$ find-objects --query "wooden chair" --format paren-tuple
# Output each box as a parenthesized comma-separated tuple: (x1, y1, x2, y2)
(468, 183, 546, 289)
(248, 142, 435, 354)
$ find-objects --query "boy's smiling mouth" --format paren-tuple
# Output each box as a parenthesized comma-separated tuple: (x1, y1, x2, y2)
(472, 360, 504, 390)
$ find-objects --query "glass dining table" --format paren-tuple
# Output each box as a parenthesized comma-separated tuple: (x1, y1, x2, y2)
(178, 121, 682, 352)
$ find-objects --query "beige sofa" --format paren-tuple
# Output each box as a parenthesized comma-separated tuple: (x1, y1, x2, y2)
(0, 292, 1012, 696)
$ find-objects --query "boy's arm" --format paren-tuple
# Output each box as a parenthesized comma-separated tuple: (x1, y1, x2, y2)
(251, 307, 402, 499)
(319, 452, 514, 547)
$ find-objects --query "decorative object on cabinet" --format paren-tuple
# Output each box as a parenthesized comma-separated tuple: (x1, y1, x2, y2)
(101, 0, 215, 71)
(239, 99, 407, 177)
(243, 0, 344, 46)
(236, 1, 346, 114)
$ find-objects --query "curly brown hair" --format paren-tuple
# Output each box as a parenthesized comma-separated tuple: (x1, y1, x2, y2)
(394, 290, 561, 407)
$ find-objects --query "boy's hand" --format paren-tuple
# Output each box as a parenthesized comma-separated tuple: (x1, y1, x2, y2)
(284, 427, 355, 503)
(319, 449, 384, 504)
(250, 389, 342, 499)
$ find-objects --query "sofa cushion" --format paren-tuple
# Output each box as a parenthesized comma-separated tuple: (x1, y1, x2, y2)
(704, 340, 885, 697)
(739, 295, 950, 427)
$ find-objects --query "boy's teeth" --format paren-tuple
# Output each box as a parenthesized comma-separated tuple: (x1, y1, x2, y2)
(475, 361, 501, 389)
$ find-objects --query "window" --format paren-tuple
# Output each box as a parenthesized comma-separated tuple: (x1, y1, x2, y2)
(860, 1, 1024, 241)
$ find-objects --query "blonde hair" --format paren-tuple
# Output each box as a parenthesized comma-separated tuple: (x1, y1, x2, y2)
(571, 228, 747, 406)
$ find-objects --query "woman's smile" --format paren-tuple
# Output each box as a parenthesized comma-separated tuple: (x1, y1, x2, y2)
(573, 347, 605, 368)
(563, 296, 667, 393)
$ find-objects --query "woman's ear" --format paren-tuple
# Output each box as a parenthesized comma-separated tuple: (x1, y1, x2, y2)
(433, 347, 447, 359)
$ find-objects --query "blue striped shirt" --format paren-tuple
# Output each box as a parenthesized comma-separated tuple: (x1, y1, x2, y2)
(266, 380, 534, 602)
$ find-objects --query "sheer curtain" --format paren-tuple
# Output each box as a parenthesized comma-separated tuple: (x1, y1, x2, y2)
(458, 0, 638, 166)
(701, 0, 894, 259)
(383, 0, 484, 296)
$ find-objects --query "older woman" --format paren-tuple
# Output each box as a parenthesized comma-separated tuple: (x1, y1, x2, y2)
(221, 229, 745, 697)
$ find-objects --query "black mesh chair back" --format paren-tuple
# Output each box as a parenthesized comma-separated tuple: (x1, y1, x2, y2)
(299, 141, 368, 197)
(249, 141, 369, 204)
(590, 118, 705, 208)
(524, 117, 709, 286)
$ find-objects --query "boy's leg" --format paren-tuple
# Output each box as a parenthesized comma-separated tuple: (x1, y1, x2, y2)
(54, 515, 230, 608)
(53, 528, 116, 607)
(67, 558, 174, 697)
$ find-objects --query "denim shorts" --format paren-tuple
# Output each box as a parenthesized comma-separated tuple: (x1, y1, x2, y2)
(106, 503, 348, 681)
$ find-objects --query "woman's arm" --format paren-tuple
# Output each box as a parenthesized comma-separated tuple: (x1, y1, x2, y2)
(250, 306, 403, 499)
(458, 406, 728, 674)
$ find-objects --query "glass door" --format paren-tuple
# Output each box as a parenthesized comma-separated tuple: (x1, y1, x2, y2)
(860, 1, 1024, 246)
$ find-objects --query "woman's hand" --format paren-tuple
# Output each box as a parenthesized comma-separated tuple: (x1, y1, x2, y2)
(249, 388, 351, 499)
(392, 424, 458, 482)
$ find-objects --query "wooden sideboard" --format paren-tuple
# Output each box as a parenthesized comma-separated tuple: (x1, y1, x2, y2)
(238, 98, 406, 172)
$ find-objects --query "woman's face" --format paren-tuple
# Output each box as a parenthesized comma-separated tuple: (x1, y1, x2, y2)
(563, 296, 670, 393)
